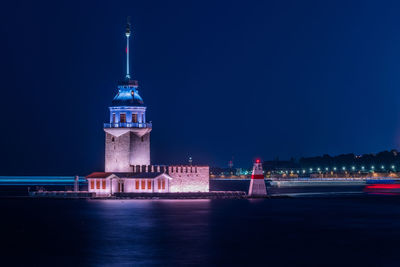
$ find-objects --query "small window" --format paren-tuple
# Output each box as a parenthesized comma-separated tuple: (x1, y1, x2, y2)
(112, 113, 116, 123)
(120, 113, 126, 123)
(90, 180, 94, 189)
(102, 180, 106, 189)
(141, 180, 145, 189)
(135, 180, 139, 190)
(96, 180, 100, 189)
(111, 137, 115, 142)
(141, 136, 144, 142)
(162, 180, 165, 190)
(132, 113, 137, 123)
(158, 179, 161, 189)
(148, 180, 152, 189)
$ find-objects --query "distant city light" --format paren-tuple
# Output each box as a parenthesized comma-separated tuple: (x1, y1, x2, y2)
(371, 166, 375, 170)
(333, 167, 337, 171)
(381, 165, 385, 169)
(361, 166, 365, 170)
(351, 166, 355, 170)
(317, 168, 321, 171)
(392, 165, 395, 169)
(342, 166, 346, 170)
(325, 167, 329, 171)
(302, 170, 306, 173)
(310, 168, 313, 172)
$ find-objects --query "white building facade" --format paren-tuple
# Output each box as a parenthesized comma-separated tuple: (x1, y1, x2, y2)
(87, 165, 209, 196)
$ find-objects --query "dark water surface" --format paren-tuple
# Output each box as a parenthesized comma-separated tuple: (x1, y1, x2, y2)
(1, 195, 400, 266)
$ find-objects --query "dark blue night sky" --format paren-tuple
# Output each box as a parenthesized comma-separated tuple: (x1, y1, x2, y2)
(1, 0, 400, 174)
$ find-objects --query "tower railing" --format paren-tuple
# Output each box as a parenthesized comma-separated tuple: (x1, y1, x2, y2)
(104, 122, 152, 128)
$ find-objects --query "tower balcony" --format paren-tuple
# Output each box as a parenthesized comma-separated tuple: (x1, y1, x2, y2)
(104, 122, 152, 129)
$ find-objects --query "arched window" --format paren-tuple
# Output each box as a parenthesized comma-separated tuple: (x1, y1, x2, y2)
(132, 113, 137, 123)
(120, 113, 126, 123)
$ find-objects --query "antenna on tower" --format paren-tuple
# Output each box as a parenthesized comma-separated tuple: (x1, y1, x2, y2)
(125, 16, 131, 80)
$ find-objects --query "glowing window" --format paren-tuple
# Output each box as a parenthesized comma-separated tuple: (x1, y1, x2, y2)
(132, 113, 137, 123)
(141, 180, 145, 189)
(102, 180, 106, 189)
(90, 180, 94, 189)
(162, 180, 165, 190)
(148, 181, 152, 189)
(120, 113, 126, 123)
(158, 179, 161, 189)
(96, 180, 100, 189)
(135, 180, 139, 190)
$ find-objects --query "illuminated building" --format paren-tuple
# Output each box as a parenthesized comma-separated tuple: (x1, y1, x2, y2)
(86, 20, 209, 195)
(248, 159, 267, 196)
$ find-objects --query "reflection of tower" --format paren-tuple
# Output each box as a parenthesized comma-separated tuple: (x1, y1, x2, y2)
(248, 159, 267, 196)
(104, 19, 152, 172)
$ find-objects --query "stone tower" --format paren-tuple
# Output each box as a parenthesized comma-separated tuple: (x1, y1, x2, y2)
(104, 20, 152, 172)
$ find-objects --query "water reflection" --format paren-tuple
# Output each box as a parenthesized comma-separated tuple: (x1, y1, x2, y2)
(85, 199, 211, 265)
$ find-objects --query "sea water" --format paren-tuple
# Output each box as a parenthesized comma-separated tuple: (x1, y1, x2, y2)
(1, 193, 400, 266)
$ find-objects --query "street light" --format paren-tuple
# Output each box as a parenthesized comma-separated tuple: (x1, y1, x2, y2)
(325, 167, 329, 171)
(342, 166, 346, 171)
(333, 167, 337, 171)
(351, 166, 355, 171)
(361, 166, 365, 171)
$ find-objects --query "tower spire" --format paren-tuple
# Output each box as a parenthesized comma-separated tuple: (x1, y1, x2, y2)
(125, 17, 131, 80)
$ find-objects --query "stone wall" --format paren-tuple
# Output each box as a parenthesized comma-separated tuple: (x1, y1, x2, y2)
(105, 131, 132, 172)
(129, 133, 150, 166)
(105, 131, 150, 172)
(168, 166, 209, 192)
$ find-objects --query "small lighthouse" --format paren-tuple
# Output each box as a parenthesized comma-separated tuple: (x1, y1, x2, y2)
(248, 159, 267, 196)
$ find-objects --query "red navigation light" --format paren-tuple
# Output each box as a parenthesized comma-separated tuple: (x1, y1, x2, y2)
(256, 159, 260, 163)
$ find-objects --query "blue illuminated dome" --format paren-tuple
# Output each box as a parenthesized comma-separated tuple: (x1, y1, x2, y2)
(112, 80, 144, 107)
